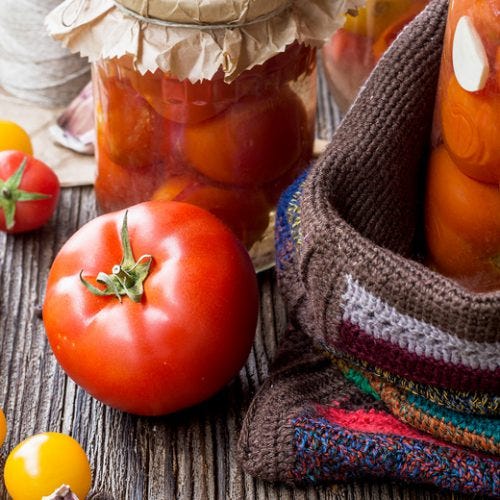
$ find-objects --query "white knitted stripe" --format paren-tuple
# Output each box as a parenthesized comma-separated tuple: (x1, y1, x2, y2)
(341, 275, 500, 371)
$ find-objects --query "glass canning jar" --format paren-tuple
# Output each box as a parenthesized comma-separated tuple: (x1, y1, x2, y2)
(322, 0, 428, 112)
(92, 43, 316, 270)
(425, 0, 500, 292)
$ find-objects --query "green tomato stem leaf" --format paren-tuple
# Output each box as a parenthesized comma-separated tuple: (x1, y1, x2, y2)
(0, 157, 52, 230)
(80, 210, 153, 303)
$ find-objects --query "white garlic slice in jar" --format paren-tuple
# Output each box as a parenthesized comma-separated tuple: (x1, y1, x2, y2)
(452, 15, 490, 92)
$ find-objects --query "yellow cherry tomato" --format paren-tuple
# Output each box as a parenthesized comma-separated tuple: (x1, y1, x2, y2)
(4, 432, 92, 500)
(0, 120, 33, 155)
(0, 408, 6, 447)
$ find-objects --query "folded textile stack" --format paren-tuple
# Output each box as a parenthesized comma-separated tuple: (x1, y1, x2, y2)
(237, 0, 500, 495)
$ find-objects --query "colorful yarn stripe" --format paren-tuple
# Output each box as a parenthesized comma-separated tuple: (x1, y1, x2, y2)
(371, 378, 500, 455)
(406, 392, 500, 443)
(334, 358, 499, 455)
(337, 320, 499, 394)
(275, 170, 305, 271)
(342, 274, 500, 371)
(291, 414, 500, 496)
(328, 350, 500, 416)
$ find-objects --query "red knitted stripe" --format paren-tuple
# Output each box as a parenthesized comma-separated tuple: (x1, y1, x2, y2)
(337, 321, 500, 394)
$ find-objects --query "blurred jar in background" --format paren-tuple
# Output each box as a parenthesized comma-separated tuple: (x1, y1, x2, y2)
(425, 0, 500, 292)
(322, 0, 428, 112)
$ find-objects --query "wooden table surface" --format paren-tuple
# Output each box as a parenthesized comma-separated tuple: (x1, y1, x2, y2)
(0, 68, 463, 499)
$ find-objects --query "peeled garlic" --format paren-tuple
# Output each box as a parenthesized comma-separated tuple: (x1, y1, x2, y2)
(452, 16, 490, 92)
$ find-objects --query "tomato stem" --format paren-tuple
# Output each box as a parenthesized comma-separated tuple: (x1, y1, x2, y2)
(0, 157, 52, 230)
(80, 211, 153, 302)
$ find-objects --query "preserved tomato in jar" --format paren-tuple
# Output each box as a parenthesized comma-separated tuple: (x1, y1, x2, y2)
(322, 0, 429, 111)
(46, 0, 360, 270)
(47, 0, 353, 270)
(47, 0, 356, 270)
(425, 0, 500, 292)
(93, 45, 316, 268)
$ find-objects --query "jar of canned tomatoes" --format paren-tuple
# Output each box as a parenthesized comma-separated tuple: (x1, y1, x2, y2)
(424, 0, 500, 293)
(322, 0, 429, 112)
(47, 0, 353, 270)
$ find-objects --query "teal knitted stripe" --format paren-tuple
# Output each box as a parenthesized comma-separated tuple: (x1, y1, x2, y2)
(344, 368, 381, 401)
(407, 392, 500, 443)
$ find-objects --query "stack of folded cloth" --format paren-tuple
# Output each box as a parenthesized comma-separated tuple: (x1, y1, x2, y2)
(237, 0, 500, 495)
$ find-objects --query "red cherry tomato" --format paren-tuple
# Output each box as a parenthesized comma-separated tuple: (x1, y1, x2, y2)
(94, 142, 175, 213)
(182, 87, 308, 186)
(425, 146, 500, 292)
(43, 201, 259, 415)
(371, 0, 428, 60)
(324, 28, 374, 67)
(131, 70, 241, 125)
(0, 151, 60, 233)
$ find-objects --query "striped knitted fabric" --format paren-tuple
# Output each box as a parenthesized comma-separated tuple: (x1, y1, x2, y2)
(238, 327, 500, 496)
(276, 173, 499, 395)
(238, 0, 500, 494)
(330, 351, 500, 416)
(334, 358, 500, 455)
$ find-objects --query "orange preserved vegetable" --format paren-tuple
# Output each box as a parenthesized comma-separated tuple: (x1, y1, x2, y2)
(441, 76, 500, 184)
(425, 0, 500, 292)
(425, 146, 500, 292)
(93, 43, 316, 266)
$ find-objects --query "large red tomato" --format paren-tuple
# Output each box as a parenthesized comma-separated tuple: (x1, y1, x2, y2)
(0, 151, 60, 233)
(43, 201, 259, 415)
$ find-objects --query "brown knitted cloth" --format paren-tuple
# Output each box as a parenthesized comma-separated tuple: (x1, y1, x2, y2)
(277, 0, 499, 393)
(237, 0, 500, 494)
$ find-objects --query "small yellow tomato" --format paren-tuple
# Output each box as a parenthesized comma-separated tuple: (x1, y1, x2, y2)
(4, 432, 92, 500)
(0, 120, 33, 155)
(0, 408, 6, 446)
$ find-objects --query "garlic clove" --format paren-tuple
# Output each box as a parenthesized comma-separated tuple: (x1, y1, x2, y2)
(452, 15, 490, 92)
(42, 484, 80, 500)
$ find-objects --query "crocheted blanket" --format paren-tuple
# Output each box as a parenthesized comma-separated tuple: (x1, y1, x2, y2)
(238, 0, 500, 494)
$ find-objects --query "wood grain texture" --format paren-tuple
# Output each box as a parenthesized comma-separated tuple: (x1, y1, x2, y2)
(0, 67, 464, 499)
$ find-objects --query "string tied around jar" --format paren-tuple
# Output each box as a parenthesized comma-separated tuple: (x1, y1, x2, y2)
(113, 0, 293, 29)
(48, 0, 357, 82)
(61, 0, 294, 29)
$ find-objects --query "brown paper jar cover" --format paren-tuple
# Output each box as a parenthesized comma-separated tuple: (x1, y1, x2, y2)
(46, 0, 362, 82)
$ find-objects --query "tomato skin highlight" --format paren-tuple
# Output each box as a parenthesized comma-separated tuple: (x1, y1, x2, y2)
(3, 432, 91, 500)
(0, 151, 60, 233)
(43, 201, 259, 416)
